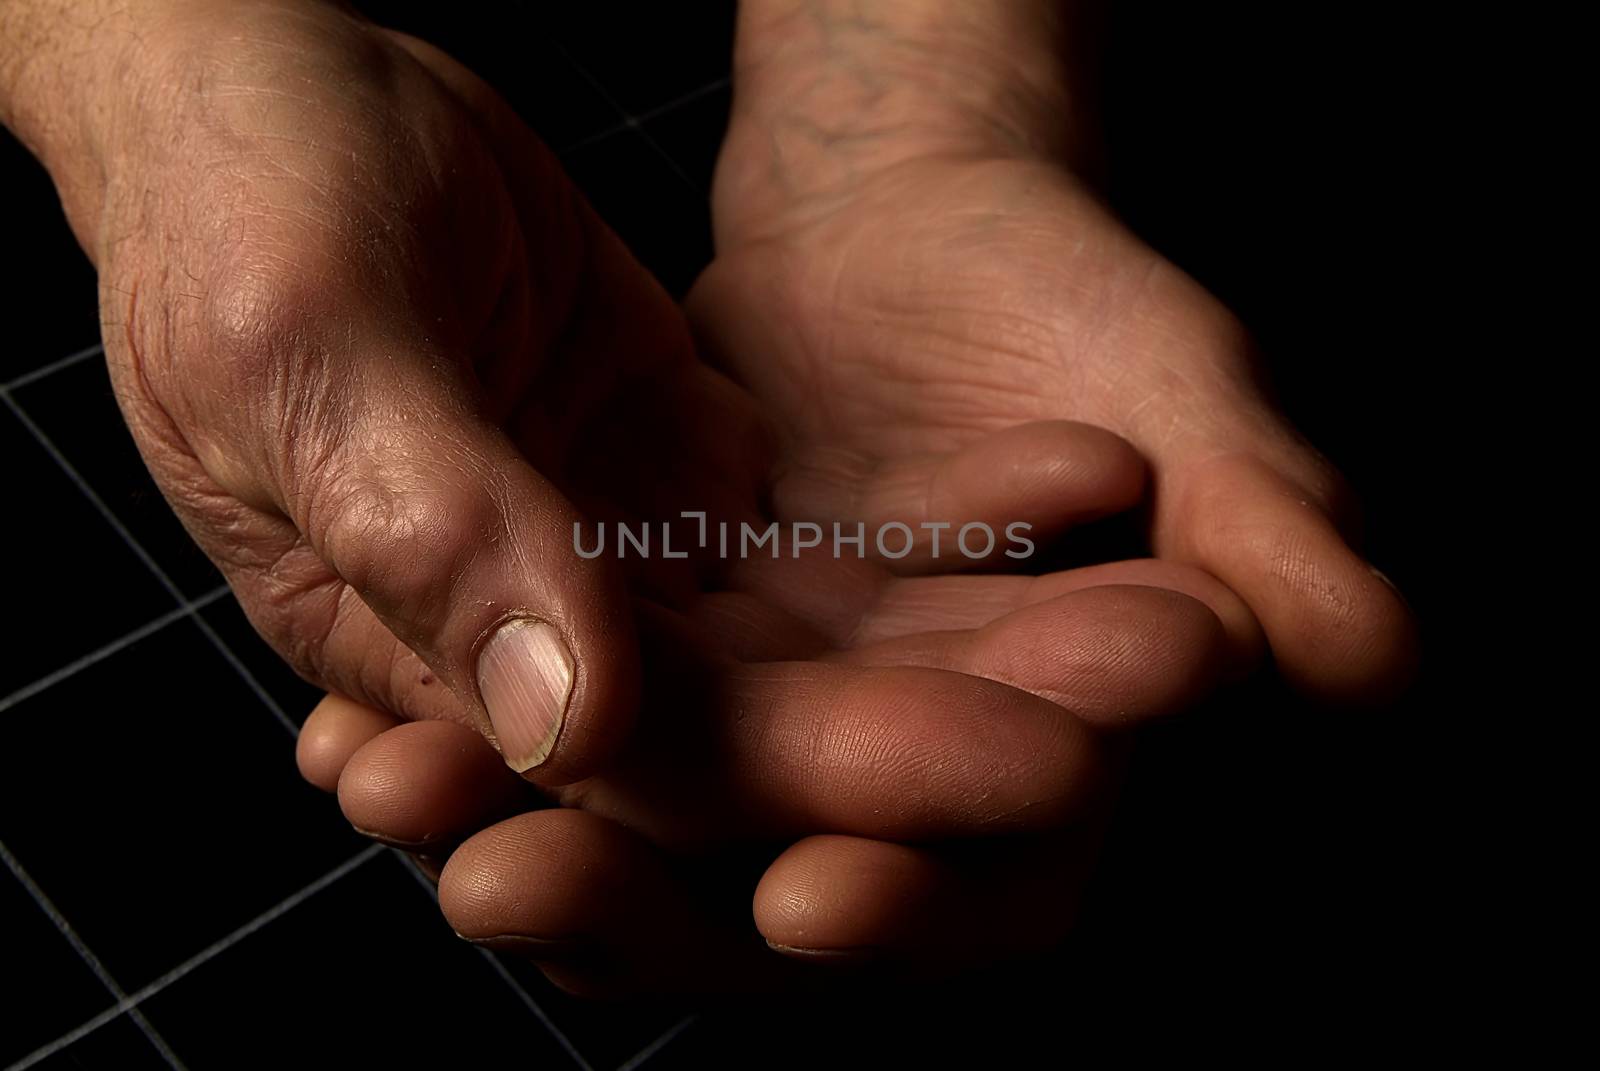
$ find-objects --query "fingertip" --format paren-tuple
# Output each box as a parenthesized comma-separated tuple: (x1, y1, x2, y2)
(1051, 560, 1268, 677)
(773, 420, 1146, 573)
(438, 809, 639, 943)
(1167, 454, 1420, 706)
(716, 663, 1105, 839)
(300, 398, 642, 789)
(985, 585, 1231, 726)
(754, 836, 940, 955)
(336, 720, 524, 848)
(496, 600, 642, 788)
(295, 694, 401, 793)
(944, 421, 1147, 531)
(1293, 557, 1420, 706)
(462, 567, 642, 787)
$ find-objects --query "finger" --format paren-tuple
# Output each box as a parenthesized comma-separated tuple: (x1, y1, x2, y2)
(755, 833, 1092, 968)
(191, 257, 644, 783)
(772, 421, 1145, 572)
(319, 620, 1108, 851)
(682, 590, 833, 663)
(580, 652, 1108, 846)
(439, 809, 785, 996)
(160, 30, 650, 781)
(699, 555, 1263, 673)
(337, 720, 531, 850)
(855, 558, 1265, 674)
(310, 373, 638, 782)
(833, 585, 1228, 729)
(392, 30, 774, 519)
(295, 693, 401, 792)
(1160, 452, 1417, 705)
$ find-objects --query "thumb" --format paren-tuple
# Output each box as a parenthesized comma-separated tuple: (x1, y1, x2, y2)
(1156, 445, 1418, 707)
(278, 355, 638, 782)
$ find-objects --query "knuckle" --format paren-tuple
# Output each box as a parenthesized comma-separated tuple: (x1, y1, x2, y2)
(311, 467, 495, 621)
(201, 261, 328, 383)
(241, 560, 453, 724)
(195, 260, 352, 491)
(233, 548, 347, 684)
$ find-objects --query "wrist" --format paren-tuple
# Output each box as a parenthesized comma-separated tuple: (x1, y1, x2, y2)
(720, 0, 1099, 235)
(1, 1, 139, 227)
(0, 0, 346, 256)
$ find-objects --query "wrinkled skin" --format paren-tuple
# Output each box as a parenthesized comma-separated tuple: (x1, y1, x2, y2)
(692, 150, 1418, 705)
(56, 2, 1250, 997)
(19, 0, 1419, 997)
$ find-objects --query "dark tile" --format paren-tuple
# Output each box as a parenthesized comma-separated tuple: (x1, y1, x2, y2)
(648, 980, 1066, 1071)
(353, 0, 623, 149)
(0, 867, 113, 1067)
(643, 1003, 854, 1071)
(551, 3, 736, 116)
(198, 595, 323, 726)
(0, 130, 100, 381)
(497, 956, 688, 1070)
(0, 620, 363, 990)
(32, 1014, 171, 1071)
(641, 83, 731, 197)
(12, 355, 223, 598)
(561, 131, 714, 298)
(0, 406, 172, 701)
(144, 853, 579, 1068)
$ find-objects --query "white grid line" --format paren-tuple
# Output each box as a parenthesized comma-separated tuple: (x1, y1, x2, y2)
(395, 851, 697, 1071)
(0, 840, 187, 1071)
(477, 946, 598, 1071)
(616, 1014, 699, 1071)
(187, 611, 298, 735)
(2, 342, 103, 392)
(4, 371, 579, 1059)
(555, 76, 730, 156)
(4, 995, 129, 1071)
(3, 845, 384, 1070)
(555, 51, 714, 195)
(0, 585, 230, 715)
(393, 852, 594, 1071)
(0, 388, 297, 735)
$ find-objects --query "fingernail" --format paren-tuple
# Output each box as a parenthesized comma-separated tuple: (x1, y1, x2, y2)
(1370, 566, 1414, 609)
(765, 941, 879, 965)
(348, 826, 442, 852)
(477, 619, 573, 772)
(458, 933, 591, 960)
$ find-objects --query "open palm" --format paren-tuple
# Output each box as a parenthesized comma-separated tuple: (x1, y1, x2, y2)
(690, 155, 1416, 704)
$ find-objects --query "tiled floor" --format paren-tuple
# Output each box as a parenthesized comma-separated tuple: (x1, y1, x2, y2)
(1, 3, 1445, 1067)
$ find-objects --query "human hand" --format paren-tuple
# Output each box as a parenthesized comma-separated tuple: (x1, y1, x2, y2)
(288, 338, 1260, 989)
(246, 2, 1286, 994)
(689, 0, 1418, 705)
(0, 0, 761, 779)
(302, 549, 1250, 994)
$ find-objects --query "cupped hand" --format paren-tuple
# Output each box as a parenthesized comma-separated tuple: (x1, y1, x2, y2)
(690, 147, 1417, 704)
(301, 532, 1258, 993)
